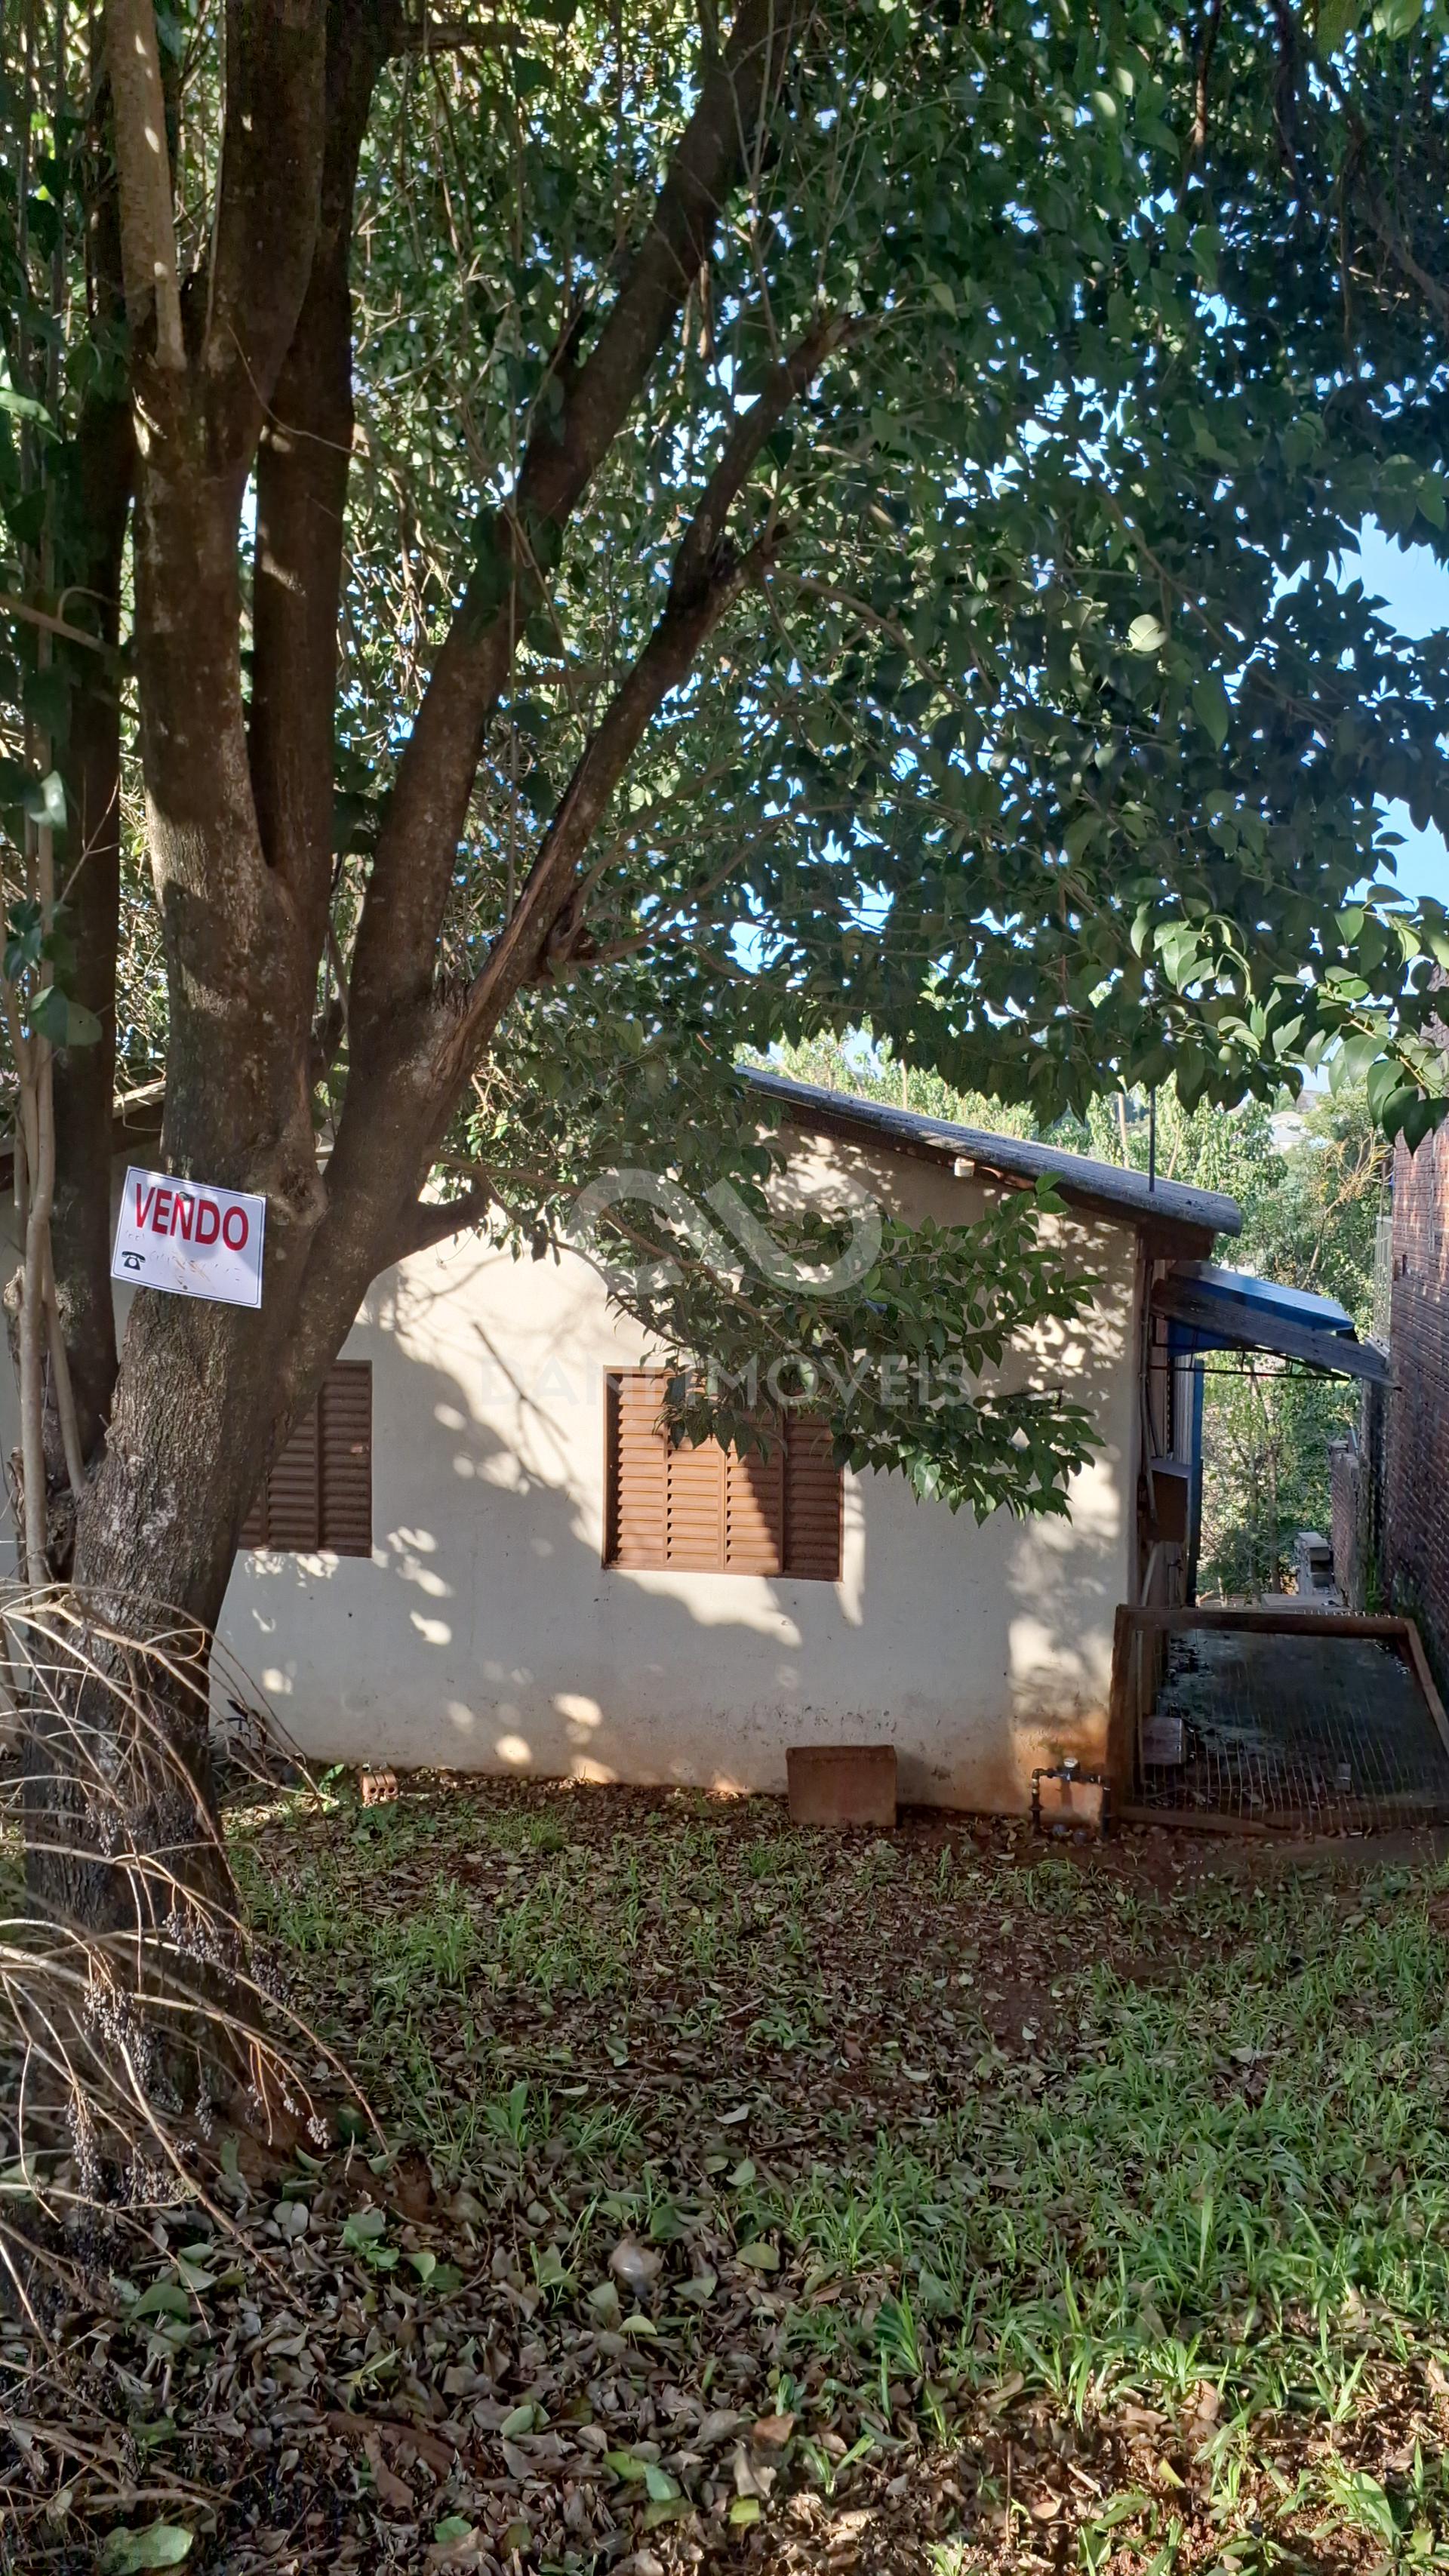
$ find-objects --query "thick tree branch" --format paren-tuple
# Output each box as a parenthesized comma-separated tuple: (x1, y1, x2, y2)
(445, 548, 765, 1080)
(1356, 184, 1449, 334)
(346, 0, 811, 1043)
(251, 0, 398, 971)
(51, 400, 131, 1469)
(127, 2, 334, 1229)
(1315, 52, 1449, 337)
(51, 53, 134, 1473)
(392, 1180, 494, 1260)
(103, 0, 183, 367)
(282, 311, 835, 1442)
(204, 0, 331, 460)
(548, 842, 767, 978)
(442, 315, 849, 1069)
(1180, 0, 1223, 195)
(669, 313, 849, 602)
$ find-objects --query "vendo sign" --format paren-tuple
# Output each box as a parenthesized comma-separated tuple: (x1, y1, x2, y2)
(110, 1165, 266, 1310)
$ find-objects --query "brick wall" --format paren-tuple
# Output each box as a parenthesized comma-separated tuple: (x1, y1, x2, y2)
(1384, 1122, 1449, 1673)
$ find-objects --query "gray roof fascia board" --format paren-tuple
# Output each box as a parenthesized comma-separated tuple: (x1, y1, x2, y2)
(745, 1068, 1242, 1242)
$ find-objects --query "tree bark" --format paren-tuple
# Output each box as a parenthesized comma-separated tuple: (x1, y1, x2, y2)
(49, 393, 131, 1469)
(35, 0, 815, 1947)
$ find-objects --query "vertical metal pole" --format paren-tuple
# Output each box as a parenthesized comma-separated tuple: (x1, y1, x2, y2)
(1148, 1086, 1158, 1193)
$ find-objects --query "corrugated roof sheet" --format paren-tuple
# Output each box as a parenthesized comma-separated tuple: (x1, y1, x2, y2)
(1183, 1263, 1355, 1332)
(1153, 1266, 1391, 1386)
(745, 1068, 1243, 1242)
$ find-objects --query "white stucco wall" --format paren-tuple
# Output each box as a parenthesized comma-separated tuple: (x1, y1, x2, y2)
(214, 1133, 1140, 1811)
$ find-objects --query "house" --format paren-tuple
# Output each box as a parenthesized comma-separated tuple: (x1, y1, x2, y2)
(2, 1073, 1392, 1811)
(220, 1073, 1258, 1811)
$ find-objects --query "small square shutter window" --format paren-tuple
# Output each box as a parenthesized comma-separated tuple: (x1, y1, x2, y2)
(241, 1362, 372, 1556)
(604, 1371, 841, 1580)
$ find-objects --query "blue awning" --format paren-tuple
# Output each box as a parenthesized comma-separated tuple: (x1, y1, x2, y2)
(1152, 1263, 1392, 1387)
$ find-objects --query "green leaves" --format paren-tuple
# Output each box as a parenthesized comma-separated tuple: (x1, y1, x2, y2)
(1373, 0, 1424, 35)
(30, 983, 101, 1047)
(3, 897, 42, 983)
(128, 2279, 193, 2322)
(1191, 672, 1231, 750)
(734, 2239, 780, 2271)
(341, 2205, 398, 2270)
(1317, 0, 1366, 42)
(1189, 223, 1221, 287)
(0, 764, 64, 828)
(0, 369, 51, 426)
(594, 1150, 1105, 1528)
(3, 901, 102, 1045)
(20, 768, 65, 827)
(101, 2526, 193, 2572)
(23, 664, 70, 746)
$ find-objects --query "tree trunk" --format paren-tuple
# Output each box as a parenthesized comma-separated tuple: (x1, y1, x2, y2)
(49, 389, 131, 1473)
(20, 0, 807, 1959)
(23, 1278, 294, 1929)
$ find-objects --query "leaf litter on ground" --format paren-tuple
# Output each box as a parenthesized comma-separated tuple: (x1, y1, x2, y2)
(7, 1775, 1449, 2571)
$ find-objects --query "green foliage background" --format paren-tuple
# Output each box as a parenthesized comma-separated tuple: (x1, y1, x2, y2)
(0, 0, 1443, 1520)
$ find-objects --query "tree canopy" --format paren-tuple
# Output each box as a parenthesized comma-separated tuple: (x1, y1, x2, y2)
(0, 0, 1446, 1608)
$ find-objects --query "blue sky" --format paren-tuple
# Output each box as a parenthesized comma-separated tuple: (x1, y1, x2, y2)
(1346, 523, 1449, 906)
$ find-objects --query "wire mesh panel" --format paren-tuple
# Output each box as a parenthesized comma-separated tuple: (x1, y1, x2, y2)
(1112, 1607, 1449, 1834)
(1114, 1610, 1449, 1832)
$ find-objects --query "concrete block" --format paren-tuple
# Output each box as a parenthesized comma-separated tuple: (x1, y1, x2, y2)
(787, 1743, 897, 1830)
(1035, 1772, 1105, 1832)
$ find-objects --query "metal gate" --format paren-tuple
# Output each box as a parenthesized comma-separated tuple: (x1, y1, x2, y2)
(1109, 1607, 1449, 1833)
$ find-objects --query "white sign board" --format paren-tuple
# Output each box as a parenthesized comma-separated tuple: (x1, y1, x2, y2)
(111, 1166, 266, 1310)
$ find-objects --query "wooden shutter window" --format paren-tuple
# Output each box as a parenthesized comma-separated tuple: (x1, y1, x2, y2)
(724, 1439, 785, 1575)
(663, 1428, 728, 1571)
(262, 1402, 319, 1550)
(606, 1372, 669, 1569)
(605, 1371, 841, 1580)
(241, 1362, 372, 1556)
(783, 1413, 844, 1580)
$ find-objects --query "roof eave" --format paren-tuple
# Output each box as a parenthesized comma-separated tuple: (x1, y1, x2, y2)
(748, 1069, 1241, 1248)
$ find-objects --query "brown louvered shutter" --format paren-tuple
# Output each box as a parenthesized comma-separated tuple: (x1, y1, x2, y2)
(723, 1440, 783, 1574)
(240, 1363, 372, 1554)
(783, 1414, 843, 1580)
(663, 1423, 728, 1569)
(319, 1362, 372, 1556)
(605, 1373, 839, 1580)
(263, 1402, 321, 1550)
(606, 1372, 669, 1566)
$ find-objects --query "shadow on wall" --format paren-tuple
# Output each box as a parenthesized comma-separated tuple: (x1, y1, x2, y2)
(217, 1230, 1131, 1813)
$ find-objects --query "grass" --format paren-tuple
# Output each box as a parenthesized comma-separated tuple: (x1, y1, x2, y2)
(23, 1777, 1449, 2571)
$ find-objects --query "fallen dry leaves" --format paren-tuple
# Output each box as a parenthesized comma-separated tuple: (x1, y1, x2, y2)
(4, 1776, 1449, 2575)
